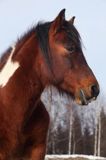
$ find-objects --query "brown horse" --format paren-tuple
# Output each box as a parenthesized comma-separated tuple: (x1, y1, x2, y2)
(0, 9, 99, 160)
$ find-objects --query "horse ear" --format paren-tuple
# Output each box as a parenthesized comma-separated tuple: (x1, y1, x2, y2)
(50, 9, 66, 34)
(69, 16, 75, 25)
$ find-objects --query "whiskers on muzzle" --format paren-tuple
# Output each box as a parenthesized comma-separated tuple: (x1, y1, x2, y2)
(79, 86, 99, 105)
(80, 89, 88, 105)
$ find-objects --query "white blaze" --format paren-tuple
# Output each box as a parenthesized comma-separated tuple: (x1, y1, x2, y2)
(0, 45, 20, 87)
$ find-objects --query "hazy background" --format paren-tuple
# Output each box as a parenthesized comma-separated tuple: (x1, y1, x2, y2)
(0, 0, 106, 95)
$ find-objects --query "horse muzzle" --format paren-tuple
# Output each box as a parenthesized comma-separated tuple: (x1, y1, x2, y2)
(75, 84, 100, 105)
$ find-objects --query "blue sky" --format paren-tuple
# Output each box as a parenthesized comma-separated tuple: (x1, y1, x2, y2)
(0, 0, 106, 94)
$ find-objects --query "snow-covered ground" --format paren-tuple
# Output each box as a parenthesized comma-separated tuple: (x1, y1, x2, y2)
(45, 155, 106, 160)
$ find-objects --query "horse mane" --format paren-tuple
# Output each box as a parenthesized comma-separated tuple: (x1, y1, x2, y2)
(36, 22, 52, 67)
(0, 20, 82, 71)
(62, 21, 82, 50)
(0, 47, 12, 71)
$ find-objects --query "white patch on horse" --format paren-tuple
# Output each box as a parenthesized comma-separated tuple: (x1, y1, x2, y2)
(0, 45, 20, 87)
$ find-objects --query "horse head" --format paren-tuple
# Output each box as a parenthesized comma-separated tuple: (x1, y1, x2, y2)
(37, 9, 99, 105)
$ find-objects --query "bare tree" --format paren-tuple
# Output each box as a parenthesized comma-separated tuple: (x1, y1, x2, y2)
(98, 114, 101, 157)
(94, 121, 98, 156)
(68, 105, 73, 154)
(68, 101, 73, 154)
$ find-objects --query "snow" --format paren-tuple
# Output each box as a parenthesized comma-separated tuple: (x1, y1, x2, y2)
(45, 155, 106, 160)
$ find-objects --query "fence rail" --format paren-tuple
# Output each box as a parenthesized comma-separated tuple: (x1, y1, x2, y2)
(45, 155, 106, 160)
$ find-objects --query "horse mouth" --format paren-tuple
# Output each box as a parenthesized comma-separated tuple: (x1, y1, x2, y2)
(79, 89, 96, 105)
(79, 89, 88, 105)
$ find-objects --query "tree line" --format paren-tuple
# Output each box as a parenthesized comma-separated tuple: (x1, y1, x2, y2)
(41, 87, 106, 157)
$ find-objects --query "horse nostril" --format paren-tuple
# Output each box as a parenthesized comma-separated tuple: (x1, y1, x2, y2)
(91, 85, 99, 98)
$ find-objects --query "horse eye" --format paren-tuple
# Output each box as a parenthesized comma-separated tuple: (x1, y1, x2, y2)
(67, 45, 75, 53)
(69, 45, 75, 53)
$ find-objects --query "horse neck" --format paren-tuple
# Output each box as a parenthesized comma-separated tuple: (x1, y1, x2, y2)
(0, 33, 50, 131)
(0, 34, 44, 112)
(17, 34, 53, 91)
(17, 34, 45, 95)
